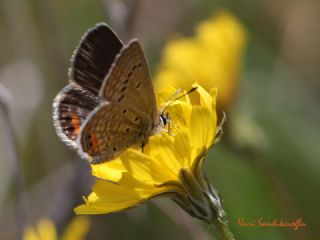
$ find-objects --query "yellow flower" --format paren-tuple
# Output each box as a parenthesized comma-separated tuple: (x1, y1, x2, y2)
(154, 11, 247, 110)
(23, 216, 90, 240)
(75, 84, 226, 224)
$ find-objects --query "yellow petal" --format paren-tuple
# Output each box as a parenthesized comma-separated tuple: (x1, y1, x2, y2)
(162, 101, 189, 134)
(61, 217, 90, 240)
(154, 39, 203, 90)
(176, 101, 193, 128)
(154, 11, 246, 109)
(91, 158, 126, 182)
(193, 84, 213, 112)
(189, 106, 213, 151)
(37, 219, 57, 240)
(173, 127, 192, 167)
(119, 149, 155, 185)
(155, 70, 182, 92)
(156, 84, 178, 106)
(93, 180, 141, 203)
(209, 88, 218, 107)
(162, 39, 202, 80)
(119, 172, 155, 190)
(23, 227, 40, 240)
(146, 134, 181, 180)
(75, 180, 149, 214)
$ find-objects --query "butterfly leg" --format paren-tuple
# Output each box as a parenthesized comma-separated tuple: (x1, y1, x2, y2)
(166, 112, 172, 136)
(165, 112, 175, 137)
(141, 142, 145, 153)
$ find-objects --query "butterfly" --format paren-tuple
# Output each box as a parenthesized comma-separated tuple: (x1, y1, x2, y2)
(53, 23, 168, 164)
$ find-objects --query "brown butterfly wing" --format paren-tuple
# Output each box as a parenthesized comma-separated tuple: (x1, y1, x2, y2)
(53, 84, 100, 149)
(78, 102, 152, 163)
(69, 23, 123, 94)
(99, 40, 158, 121)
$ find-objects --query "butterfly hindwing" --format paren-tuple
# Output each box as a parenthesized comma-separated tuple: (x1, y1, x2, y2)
(69, 23, 123, 94)
(99, 40, 158, 121)
(78, 102, 152, 163)
(53, 84, 101, 149)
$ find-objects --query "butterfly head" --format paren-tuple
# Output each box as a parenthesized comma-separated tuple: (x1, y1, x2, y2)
(158, 86, 197, 134)
(159, 112, 170, 127)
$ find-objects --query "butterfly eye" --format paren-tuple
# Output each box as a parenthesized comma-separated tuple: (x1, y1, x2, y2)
(160, 114, 168, 126)
(113, 147, 117, 152)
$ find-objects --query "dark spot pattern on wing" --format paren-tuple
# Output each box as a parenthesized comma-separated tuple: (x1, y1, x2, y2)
(54, 84, 100, 143)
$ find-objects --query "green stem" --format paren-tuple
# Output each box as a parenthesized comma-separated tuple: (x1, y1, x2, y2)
(211, 218, 235, 240)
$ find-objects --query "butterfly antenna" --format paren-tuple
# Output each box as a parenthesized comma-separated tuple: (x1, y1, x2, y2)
(159, 89, 182, 113)
(160, 86, 197, 113)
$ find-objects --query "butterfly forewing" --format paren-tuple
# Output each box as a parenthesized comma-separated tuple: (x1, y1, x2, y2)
(100, 40, 158, 121)
(70, 23, 123, 94)
(79, 102, 152, 163)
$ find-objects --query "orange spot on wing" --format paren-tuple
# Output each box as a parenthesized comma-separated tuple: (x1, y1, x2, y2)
(90, 132, 100, 151)
(71, 115, 81, 125)
(74, 127, 80, 135)
(67, 115, 81, 136)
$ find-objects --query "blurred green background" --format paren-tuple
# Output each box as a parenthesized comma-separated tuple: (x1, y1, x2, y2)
(0, 0, 319, 239)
